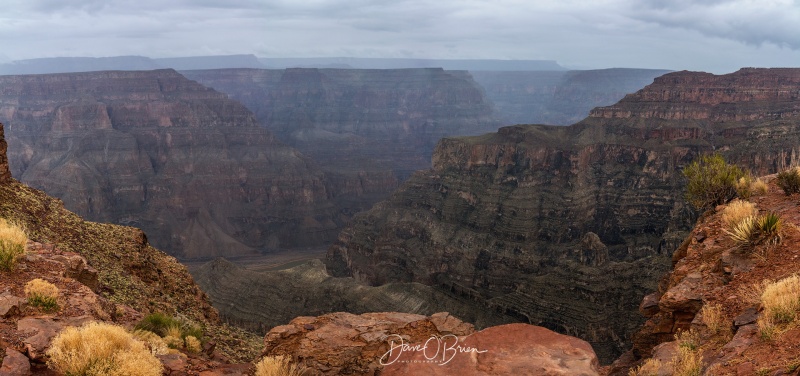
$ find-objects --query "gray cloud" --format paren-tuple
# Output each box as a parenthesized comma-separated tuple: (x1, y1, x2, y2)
(0, 0, 799, 72)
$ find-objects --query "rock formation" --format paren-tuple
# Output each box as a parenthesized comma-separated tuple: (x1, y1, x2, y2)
(327, 68, 800, 362)
(471, 68, 671, 125)
(193, 258, 516, 334)
(182, 68, 501, 195)
(607, 175, 800, 375)
(260, 311, 475, 376)
(0, 70, 355, 259)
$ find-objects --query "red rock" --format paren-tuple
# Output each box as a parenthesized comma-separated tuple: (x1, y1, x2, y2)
(262, 312, 474, 376)
(157, 353, 188, 375)
(381, 323, 600, 376)
(0, 348, 30, 376)
(17, 316, 92, 361)
(198, 363, 251, 376)
(0, 294, 23, 318)
(639, 293, 661, 317)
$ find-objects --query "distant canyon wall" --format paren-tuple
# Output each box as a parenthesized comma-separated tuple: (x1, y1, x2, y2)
(326, 68, 800, 362)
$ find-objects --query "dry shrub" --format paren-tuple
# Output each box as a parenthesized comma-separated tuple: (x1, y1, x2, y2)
(254, 355, 304, 376)
(738, 279, 772, 307)
(676, 329, 700, 351)
(761, 274, 800, 324)
(628, 358, 663, 376)
(671, 346, 703, 376)
(0, 218, 27, 271)
(736, 176, 753, 199)
(185, 335, 201, 353)
(46, 321, 162, 376)
(24, 278, 59, 312)
(131, 329, 169, 356)
(757, 314, 777, 341)
(721, 200, 758, 229)
(752, 178, 769, 195)
(701, 303, 728, 336)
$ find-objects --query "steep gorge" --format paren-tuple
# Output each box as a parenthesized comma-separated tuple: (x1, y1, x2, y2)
(326, 68, 800, 362)
(0, 70, 349, 259)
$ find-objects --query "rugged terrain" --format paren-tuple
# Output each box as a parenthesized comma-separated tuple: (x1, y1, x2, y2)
(607, 176, 800, 375)
(471, 68, 671, 125)
(326, 68, 800, 362)
(0, 70, 360, 259)
(183, 67, 501, 183)
(0, 121, 262, 373)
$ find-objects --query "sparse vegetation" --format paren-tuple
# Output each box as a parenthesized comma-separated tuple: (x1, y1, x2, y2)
(676, 329, 700, 351)
(131, 329, 169, 356)
(46, 321, 162, 376)
(721, 199, 758, 229)
(761, 274, 800, 324)
(724, 212, 783, 250)
(628, 358, 663, 376)
(24, 278, 59, 312)
(752, 178, 769, 195)
(776, 167, 800, 195)
(700, 303, 728, 336)
(735, 175, 753, 199)
(684, 154, 746, 212)
(0, 217, 27, 271)
(254, 355, 304, 376)
(671, 346, 703, 376)
(134, 312, 203, 350)
(185, 335, 202, 353)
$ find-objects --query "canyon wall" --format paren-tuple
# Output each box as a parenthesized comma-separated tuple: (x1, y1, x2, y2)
(471, 68, 671, 125)
(326, 68, 800, 362)
(0, 70, 351, 259)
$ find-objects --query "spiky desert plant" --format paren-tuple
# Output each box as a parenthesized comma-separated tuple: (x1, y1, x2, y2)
(24, 278, 59, 312)
(684, 154, 746, 212)
(761, 274, 800, 324)
(776, 167, 800, 195)
(46, 321, 162, 376)
(0, 218, 27, 271)
(721, 200, 758, 229)
(254, 355, 304, 376)
(758, 212, 782, 245)
(725, 215, 758, 246)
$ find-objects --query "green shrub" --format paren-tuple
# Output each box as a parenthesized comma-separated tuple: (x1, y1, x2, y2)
(134, 312, 203, 350)
(683, 154, 746, 212)
(134, 312, 183, 337)
(776, 168, 800, 195)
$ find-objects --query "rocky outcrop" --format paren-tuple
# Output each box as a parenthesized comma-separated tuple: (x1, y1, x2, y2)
(0, 71, 353, 259)
(193, 258, 516, 334)
(0, 123, 9, 183)
(382, 323, 601, 376)
(260, 311, 475, 376)
(327, 68, 800, 362)
(471, 68, 670, 125)
(608, 176, 800, 375)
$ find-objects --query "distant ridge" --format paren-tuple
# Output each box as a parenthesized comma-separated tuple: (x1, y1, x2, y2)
(258, 57, 566, 71)
(0, 55, 567, 75)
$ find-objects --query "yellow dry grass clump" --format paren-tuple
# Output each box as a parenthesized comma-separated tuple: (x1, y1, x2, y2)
(672, 346, 703, 376)
(131, 329, 169, 356)
(254, 355, 304, 376)
(0, 217, 27, 271)
(628, 358, 663, 376)
(700, 303, 728, 336)
(185, 335, 202, 353)
(46, 321, 162, 376)
(761, 274, 800, 324)
(721, 199, 758, 229)
(24, 278, 59, 311)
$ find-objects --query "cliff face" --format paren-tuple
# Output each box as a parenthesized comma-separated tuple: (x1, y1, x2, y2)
(471, 68, 671, 125)
(327, 68, 800, 362)
(0, 70, 343, 259)
(182, 68, 501, 197)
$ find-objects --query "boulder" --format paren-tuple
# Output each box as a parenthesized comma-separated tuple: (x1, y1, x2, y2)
(382, 323, 600, 376)
(0, 348, 30, 376)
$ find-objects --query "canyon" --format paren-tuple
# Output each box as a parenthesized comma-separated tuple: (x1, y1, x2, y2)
(326, 68, 800, 362)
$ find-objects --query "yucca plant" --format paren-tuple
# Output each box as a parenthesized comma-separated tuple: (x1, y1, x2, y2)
(758, 212, 782, 245)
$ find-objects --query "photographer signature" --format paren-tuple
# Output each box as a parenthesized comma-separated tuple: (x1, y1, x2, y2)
(379, 334, 488, 366)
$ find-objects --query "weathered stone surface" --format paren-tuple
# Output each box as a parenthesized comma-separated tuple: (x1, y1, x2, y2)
(193, 258, 512, 334)
(0, 348, 30, 376)
(0, 293, 23, 318)
(733, 307, 759, 328)
(327, 68, 800, 362)
(639, 293, 661, 317)
(18, 316, 92, 361)
(382, 323, 600, 376)
(261, 311, 474, 376)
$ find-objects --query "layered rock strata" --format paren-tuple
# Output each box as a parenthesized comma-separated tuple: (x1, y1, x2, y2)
(193, 258, 516, 334)
(0, 70, 350, 259)
(327, 68, 800, 362)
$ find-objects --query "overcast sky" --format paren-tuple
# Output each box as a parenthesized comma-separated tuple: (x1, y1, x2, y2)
(1, 0, 798, 73)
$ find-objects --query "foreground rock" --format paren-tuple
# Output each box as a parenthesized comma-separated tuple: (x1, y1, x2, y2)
(327, 68, 800, 362)
(261, 312, 474, 376)
(383, 323, 600, 376)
